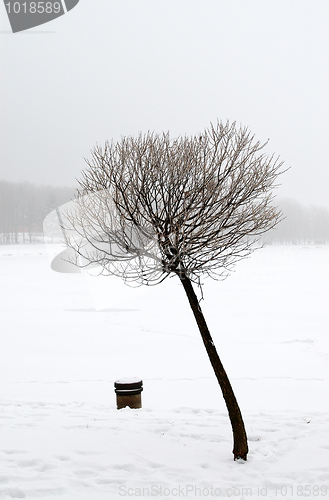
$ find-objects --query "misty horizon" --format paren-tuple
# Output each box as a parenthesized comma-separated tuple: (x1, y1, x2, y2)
(1, 178, 329, 246)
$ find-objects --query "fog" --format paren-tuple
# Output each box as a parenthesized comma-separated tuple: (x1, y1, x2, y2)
(1, 1, 329, 207)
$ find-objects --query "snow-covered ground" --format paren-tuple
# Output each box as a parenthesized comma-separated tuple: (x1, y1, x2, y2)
(0, 243, 328, 500)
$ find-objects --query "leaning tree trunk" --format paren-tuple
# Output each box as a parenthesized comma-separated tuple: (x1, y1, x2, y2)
(178, 272, 248, 461)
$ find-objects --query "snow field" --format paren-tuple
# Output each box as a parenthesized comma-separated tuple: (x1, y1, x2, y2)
(0, 244, 328, 499)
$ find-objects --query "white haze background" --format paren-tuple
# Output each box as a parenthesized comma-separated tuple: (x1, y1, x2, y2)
(1, 1, 329, 208)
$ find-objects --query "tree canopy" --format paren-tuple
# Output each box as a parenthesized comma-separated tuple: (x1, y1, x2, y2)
(62, 121, 284, 285)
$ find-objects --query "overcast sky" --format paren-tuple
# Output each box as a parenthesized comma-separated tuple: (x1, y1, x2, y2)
(1, 1, 329, 207)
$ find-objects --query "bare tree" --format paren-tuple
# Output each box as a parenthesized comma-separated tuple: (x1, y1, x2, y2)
(62, 121, 284, 461)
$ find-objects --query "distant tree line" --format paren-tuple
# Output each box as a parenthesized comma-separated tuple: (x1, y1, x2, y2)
(0, 180, 76, 244)
(262, 198, 329, 244)
(0, 182, 328, 245)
